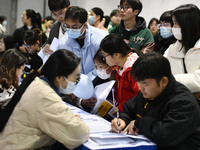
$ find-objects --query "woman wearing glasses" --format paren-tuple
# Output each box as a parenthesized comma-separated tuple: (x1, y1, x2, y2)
(100, 34, 140, 113)
(0, 49, 90, 150)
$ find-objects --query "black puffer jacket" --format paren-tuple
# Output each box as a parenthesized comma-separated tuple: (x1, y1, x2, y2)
(120, 76, 200, 150)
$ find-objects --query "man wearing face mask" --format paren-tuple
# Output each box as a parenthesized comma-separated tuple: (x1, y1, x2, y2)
(153, 10, 176, 54)
(58, 6, 108, 80)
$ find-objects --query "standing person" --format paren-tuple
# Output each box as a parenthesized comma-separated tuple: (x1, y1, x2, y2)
(148, 18, 159, 37)
(100, 34, 140, 112)
(111, 52, 200, 150)
(110, 0, 154, 53)
(13, 9, 42, 53)
(107, 9, 121, 32)
(154, 10, 176, 54)
(57, 6, 108, 79)
(42, 16, 55, 38)
(23, 29, 43, 73)
(42, 0, 70, 55)
(88, 7, 108, 32)
(0, 16, 7, 34)
(0, 49, 27, 109)
(164, 4, 200, 101)
(0, 49, 90, 150)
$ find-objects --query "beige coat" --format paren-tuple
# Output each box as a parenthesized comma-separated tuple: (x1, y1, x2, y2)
(0, 77, 90, 150)
(164, 39, 200, 93)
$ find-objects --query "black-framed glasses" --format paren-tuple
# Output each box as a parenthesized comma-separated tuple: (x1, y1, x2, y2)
(63, 23, 84, 32)
(118, 5, 132, 11)
(102, 54, 110, 61)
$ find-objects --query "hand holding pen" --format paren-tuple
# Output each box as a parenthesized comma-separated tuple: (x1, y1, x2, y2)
(111, 109, 126, 133)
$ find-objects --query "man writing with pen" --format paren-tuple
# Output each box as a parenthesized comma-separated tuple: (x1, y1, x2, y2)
(111, 52, 200, 150)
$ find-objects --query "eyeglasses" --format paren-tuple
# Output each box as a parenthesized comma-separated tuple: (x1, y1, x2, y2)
(102, 54, 110, 61)
(52, 10, 65, 18)
(22, 44, 31, 49)
(118, 5, 132, 11)
(63, 23, 84, 32)
(67, 75, 81, 85)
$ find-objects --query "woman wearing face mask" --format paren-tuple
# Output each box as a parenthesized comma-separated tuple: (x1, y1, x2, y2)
(0, 49, 90, 150)
(154, 10, 176, 54)
(100, 34, 140, 113)
(0, 49, 27, 109)
(164, 4, 200, 102)
(88, 7, 108, 32)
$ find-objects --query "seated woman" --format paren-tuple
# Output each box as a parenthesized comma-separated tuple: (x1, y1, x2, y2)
(100, 34, 140, 113)
(23, 29, 43, 73)
(0, 49, 90, 149)
(0, 35, 15, 58)
(0, 49, 27, 109)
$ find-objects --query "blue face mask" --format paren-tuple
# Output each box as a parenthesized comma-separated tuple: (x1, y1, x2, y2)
(3, 21, 7, 26)
(66, 24, 85, 39)
(88, 16, 95, 25)
(59, 77, 77, 94)
(160, 27, 173, 39)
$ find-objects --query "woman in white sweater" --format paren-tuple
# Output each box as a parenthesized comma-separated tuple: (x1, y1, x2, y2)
(164, 4, 200, 101)
(0, 49, 90, 150)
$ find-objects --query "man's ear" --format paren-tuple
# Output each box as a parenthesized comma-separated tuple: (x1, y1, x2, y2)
(160, 76, 169, 87)
(133, 9, 139, 16)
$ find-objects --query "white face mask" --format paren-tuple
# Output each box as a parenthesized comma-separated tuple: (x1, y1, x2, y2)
(96, 67, 111, 80)
(172, 27, 182, 40)
(59, 77, 77, 94)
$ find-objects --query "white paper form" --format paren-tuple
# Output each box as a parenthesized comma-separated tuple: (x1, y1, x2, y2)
(91, 80, 115, 114)
(43, 37, 59, 64)
(66, 103, 111, 133)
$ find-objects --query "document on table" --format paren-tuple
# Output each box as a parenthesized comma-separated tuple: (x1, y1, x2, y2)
(66, 103, 111, 133)
(90, 132, 135, 145)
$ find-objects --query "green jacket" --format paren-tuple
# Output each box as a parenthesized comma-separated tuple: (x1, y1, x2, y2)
(110, 17, 154, 52)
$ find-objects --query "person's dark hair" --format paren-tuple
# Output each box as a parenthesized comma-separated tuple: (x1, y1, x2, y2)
(3, 35, 15, 50)
(93, 49, 107, 64)
(148, 18, 159, 29)
(104, 16, 110, 28)
(0, 49, 80, 132)
(25, 9, 42, 29)
(131, 52, 172, 83)
(173, 4, 200, 52)
(43, 16, 55, 23)
(24, 29, 42, 46)
(0, 49, 27, 89)
(91, 7, 104, 22)
(100, 33, 132, 57)
(160, 10, 173, 26)
(0, 16, 6, 24)
(110, 9, 120, 18)
(48, 0, 70, 12)
(42, 49, 81, 83)
(65, 6, 88, 24)
(120, 0, 143, 16)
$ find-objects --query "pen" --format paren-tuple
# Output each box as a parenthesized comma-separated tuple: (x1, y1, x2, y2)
(117, 107, 120, 132)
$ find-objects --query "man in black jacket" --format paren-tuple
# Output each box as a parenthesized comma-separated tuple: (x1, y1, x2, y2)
(111, 52, 200, 150)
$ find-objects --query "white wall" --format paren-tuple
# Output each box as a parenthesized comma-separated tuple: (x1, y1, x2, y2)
(16, 0, 200, 29)
(140, 0, 200, 25)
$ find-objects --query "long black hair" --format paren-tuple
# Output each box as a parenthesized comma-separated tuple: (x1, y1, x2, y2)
(173, 4, 200, 52)
(0, 49, 80, 132)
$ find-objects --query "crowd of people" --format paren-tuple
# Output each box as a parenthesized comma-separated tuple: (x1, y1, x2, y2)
(0, 0, 200, 150)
